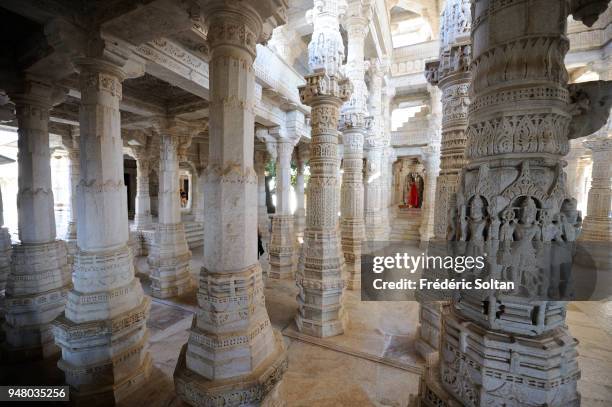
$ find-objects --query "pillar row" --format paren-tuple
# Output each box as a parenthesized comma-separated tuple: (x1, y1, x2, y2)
(3, 78, 71, 362)
(52, 55, 151, 404)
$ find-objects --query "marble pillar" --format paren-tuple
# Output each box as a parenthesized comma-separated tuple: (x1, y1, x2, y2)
(133, 147, 153, 231)
(418, 144, 440, 243)
(53, 54, 151, 404)
(416, 0, 470, 367)
(62, 130, 79, 250)
(269, 139, 296, 279)
(294, 144, 308, 241)
(194, 167, 205, 223)
(295, 0, 351, 338)
(564, 138, 588, 204)
(339, 0, 370, 290)
(3, 78, 71, 361)
(255, 148, 271, 242)
(425, 0, 471, 242)
(418, 1, 610, 405)
(148, 124, 192, 299)
(578, 136, 612, 267)
(364, 61, 386, 241)
(173, 2, 288, 405)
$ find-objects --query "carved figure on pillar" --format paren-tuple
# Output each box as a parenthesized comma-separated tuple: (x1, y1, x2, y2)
(173, 2, 288, 405)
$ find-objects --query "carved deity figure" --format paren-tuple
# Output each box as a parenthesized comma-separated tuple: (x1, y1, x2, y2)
(559, 198, 582, 242)
(511, 197, 545, 296)
(468, 196, 487, 242)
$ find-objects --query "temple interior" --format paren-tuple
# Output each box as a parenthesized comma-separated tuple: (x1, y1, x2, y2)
(0, 0, 611, 406)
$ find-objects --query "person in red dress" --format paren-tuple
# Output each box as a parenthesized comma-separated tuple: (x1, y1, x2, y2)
(408, 179, 419, 208)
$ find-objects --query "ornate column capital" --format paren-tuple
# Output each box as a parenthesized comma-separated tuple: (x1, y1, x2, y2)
(201, 0, 288, 58)
(299, 71, 352, 106)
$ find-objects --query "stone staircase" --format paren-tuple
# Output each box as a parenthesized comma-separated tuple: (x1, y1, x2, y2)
(389, 208, 422, 241)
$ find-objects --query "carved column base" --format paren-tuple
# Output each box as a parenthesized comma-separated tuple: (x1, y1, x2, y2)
(269, 215, 296, 280)
(174, 331, 287, 407)
(295, 230, 347, 337)
(437, 310, 580, 407)
(148, 223, 192, 298)
(341, 218, 364, 290)
(2, 240, 71, 362)
(175, 262, 287, 406)
(0, 227, 10, 293)
(53, 245, 151, 405)
(53, 311, 152, 406)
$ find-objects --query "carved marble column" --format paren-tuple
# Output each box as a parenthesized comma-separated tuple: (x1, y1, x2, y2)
(255, 148, 271, 242)
(578, 136, 612, 267)
(294, 143, 308, 241)
(425, 0, 471, 241)
(564, 138, 589, 203)
(296, 0, 352, 338)
(269, 138, 296, 279)
(173, 2, 288, 404)
(62, 130, 79, 252)
(133, 147, 153, 231)
(148, 122, 192, 299)
(3, 78, 71, 361)
(364, 61, 386, 241)
(418, 144, 441, 243)
(53, 53, 151, 404)
(339, 0, 370, 290)
(418, 1, 610, 405)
